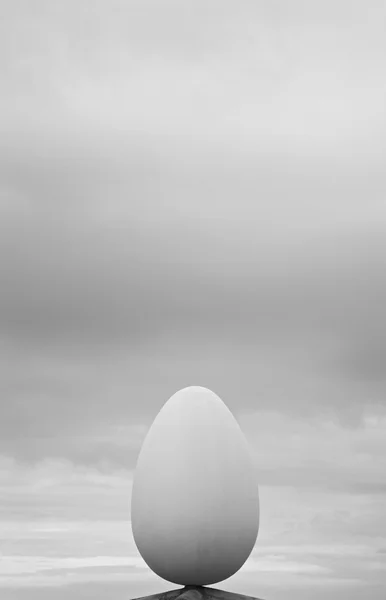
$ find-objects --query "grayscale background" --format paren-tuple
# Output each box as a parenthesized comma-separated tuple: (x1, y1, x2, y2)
(0, 1, 385, 599)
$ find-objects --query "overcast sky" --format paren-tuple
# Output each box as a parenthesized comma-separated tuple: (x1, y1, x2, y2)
(1, 1, 386, 599)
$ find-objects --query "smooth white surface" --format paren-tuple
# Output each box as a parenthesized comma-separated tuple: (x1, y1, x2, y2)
(131, 386, 259, 585)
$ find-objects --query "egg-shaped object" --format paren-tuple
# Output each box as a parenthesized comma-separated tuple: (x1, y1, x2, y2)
(131, 386, 259, 586)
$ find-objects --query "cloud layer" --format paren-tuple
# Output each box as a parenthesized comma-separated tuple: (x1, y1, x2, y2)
(1, 1, 386, 599)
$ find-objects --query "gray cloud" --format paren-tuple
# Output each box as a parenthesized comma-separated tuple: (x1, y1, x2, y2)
(2, 5, 386, 600)
(0, 0, 386, 492)
(1, 153, 386, 461)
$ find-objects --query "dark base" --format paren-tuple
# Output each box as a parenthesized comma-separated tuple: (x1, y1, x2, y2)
(132, 584, 262, 600)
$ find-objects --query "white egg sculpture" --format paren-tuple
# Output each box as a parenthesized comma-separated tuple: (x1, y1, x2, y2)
(131, 386, 259, 586)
